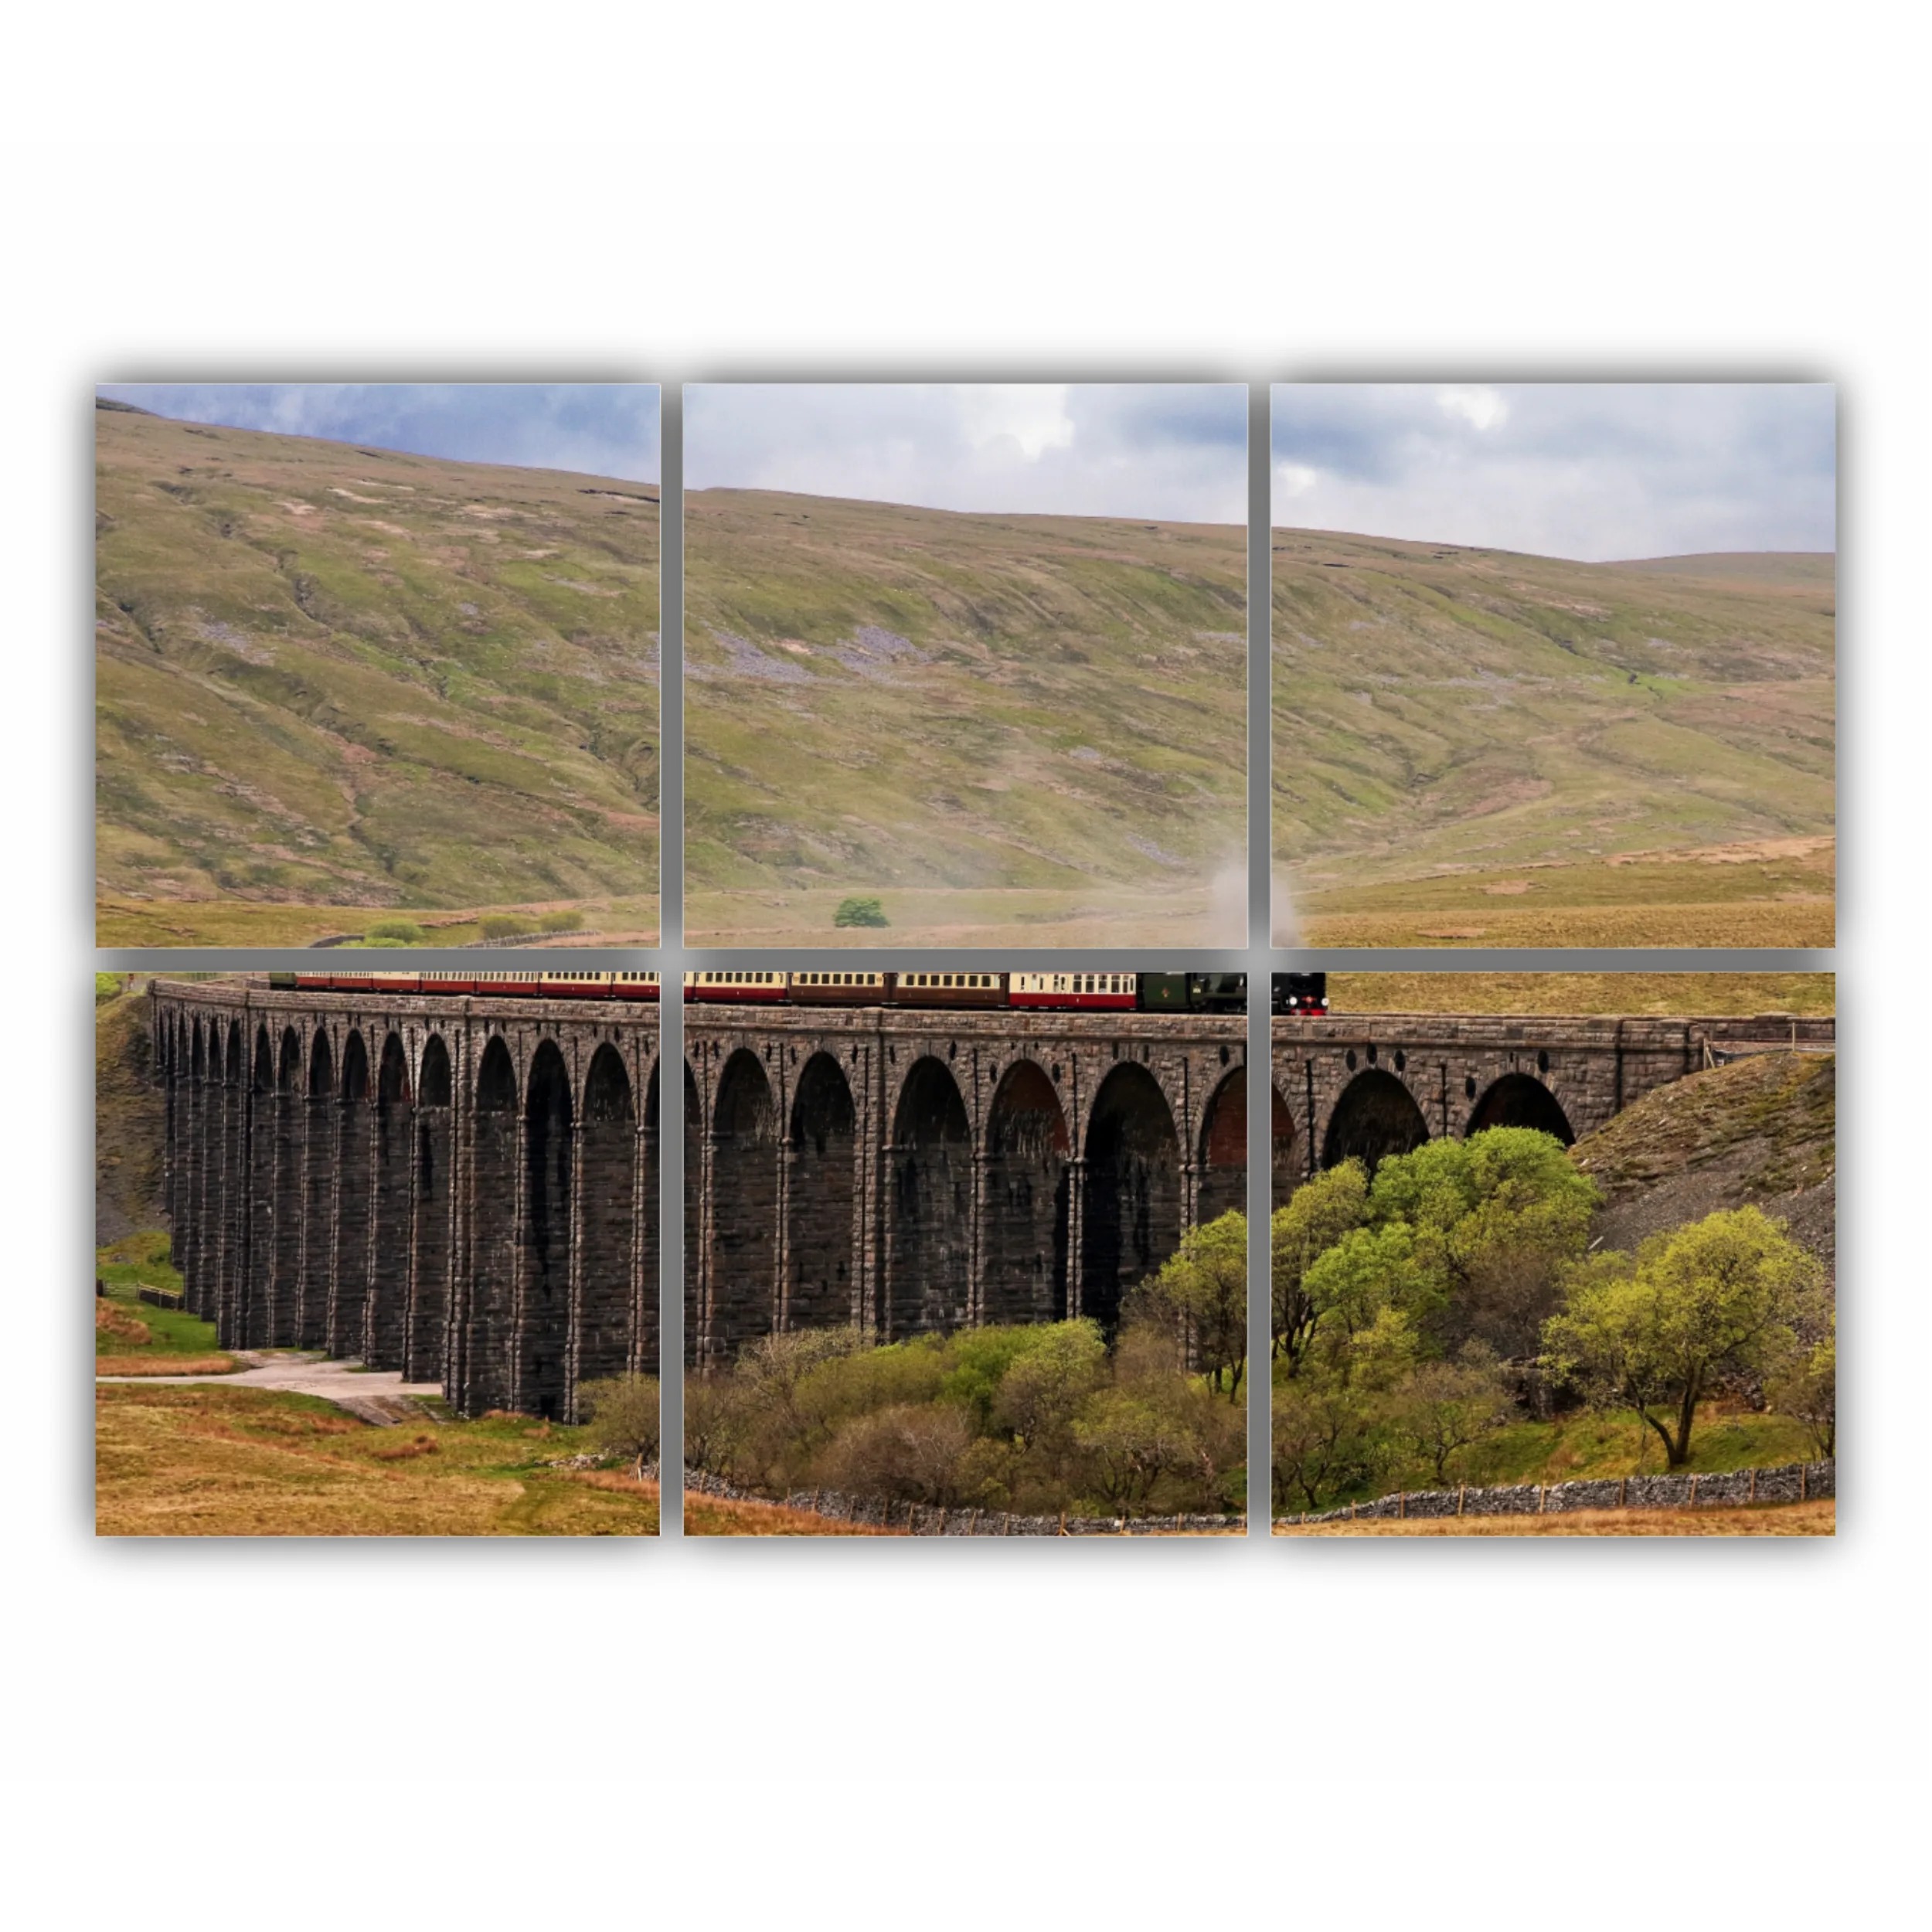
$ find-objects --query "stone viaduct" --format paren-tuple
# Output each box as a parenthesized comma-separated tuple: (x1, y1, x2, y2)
(150, 981, 660, 1422)
(682, 1003, 1250, 1368)
(149, 982, 1832, 1412)
(1269, 1011, 1837, 1181)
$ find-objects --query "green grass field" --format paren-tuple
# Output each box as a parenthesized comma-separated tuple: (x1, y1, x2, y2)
(95, 403, 658, 942)
(1274, 532, 1834, 945)
(684, 489, 1247, 945)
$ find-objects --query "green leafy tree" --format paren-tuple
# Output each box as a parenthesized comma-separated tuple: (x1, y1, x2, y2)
(833, 896, 888, 928)
(1272, 1162, 1369, 1369)
(1126, 1209, 1247, 1400)
(1767, 1330, 1837, 1459)
(1389, 1345, 1515, 1487)
(1070, 1389, 1198, 1509)
(1542, 1206, 1825, 1469)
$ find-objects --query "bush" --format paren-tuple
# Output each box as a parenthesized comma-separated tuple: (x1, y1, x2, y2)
(538, 910, 586, 934)
(478, 913, 535, 940)
(833, 896, 888, 928)
(365, 917, 425, 944)
(577, 1375, 660, 1472)
(94, 972, 125, 1005)
(816, 1403, 974, 1505)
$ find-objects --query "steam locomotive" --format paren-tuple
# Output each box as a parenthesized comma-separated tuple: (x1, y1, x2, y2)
(265, 970, 1251, 1012)
(1270, 973, 1329, 1015)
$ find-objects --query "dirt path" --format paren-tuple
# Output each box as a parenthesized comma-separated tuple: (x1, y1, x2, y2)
(95, 1352, 440, 1424)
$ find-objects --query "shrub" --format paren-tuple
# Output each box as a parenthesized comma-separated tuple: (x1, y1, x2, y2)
(815, 1403, 974, 1505)
(95, 972, 125, 1005)
(478, 913, 535, 940)
(833, 896, 888, 928)
(577, 1374, 661, 1472)
(538, 910, 586, 933)
(365, 917, 425, 944)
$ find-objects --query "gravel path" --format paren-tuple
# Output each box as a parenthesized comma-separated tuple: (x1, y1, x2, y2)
(95, 1352, 441, 1424)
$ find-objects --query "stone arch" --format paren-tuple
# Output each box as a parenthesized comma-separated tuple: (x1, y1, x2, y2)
(1467, 1072, 1575, 1145)
(638, 1058, 660, 1377)
(298, 1027, 337, 1347)
(184, 1017, 206, 1314)
(709, 1048, 779, 1359)
(404, 1034, 453, 1383)
(465, 1034, 519, 1413)
(682, 1060, 702, 1368)
(1323, 1068, 1429, 1173)
(1081, 1062, 1181, 1332)
(272, 1026, 303, 1345)
(217, 1020, 244, 1343)
(329, 1031, 372, 1359)
(786, 1051, 857, 1332)
(1196, 1066, 1248, 1227)
(888, 1055, 973, 1338)
(575, 1043, 635, 1402)
(1271, 1087, 1298, 1207)
(365, 1032, 413, 1369)
(984, 1059, 1069, 1325)
(520, 1039, 573, 1419)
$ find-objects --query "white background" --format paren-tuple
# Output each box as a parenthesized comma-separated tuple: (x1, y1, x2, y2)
(4, 14, 1927, 1926)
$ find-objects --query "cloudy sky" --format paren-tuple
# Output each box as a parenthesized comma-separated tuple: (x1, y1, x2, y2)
(1271, 383, 1835, 560)
(686, 383, 1247, 521)
(97, 383, 662, 483)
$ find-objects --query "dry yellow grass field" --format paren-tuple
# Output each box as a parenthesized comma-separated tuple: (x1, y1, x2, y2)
(683, 1493, 896, 1536)
(96, 1384, 660, 1536)
(1275, 1499, 1832, 1536)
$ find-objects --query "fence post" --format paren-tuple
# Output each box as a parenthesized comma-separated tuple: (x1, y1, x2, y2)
(1801, 1464, 1808, 1502)
(1689, 1474, 1699, 1507)
(1058, 1509, 1067, 1537)
(1397, 1491, 1406, 1519)
(1537, 1484, 1545, 1513)
(1748, 1468, 1757, 1503)
(1617, 1475, 1627, 1509)
(1457, 1484, 1465, 1517)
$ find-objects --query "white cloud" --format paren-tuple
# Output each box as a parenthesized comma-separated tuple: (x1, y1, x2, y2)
(954, 383, 1075, 461)
(1275, 461, 1319, 499)
(1437, 385, 1510, 431)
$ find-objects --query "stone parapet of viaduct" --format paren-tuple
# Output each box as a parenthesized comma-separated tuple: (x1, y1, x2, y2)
(149, 980, 660, 1421)
(1269, 1011, 1835, 1177)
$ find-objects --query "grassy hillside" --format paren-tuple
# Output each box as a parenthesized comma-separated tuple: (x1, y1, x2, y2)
(1571, 1049, 1835, 1281)
(95, 979, 165, 1245)
(685, 489, 1246, 945)
(1272, 530, 1834, 945)
(96, 404, 659, 944)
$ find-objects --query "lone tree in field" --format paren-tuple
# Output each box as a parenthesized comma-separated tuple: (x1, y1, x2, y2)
(1541, 1206, 1826, 1470)
(833, 896, 888, 928)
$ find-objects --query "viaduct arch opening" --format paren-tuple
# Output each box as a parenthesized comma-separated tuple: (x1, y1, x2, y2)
(521, 1039, 573, 1420)
(1196, 1066, 1248, 1228)
(1468, 1073, 1575, 1145)
(787, 1051, 856, 1332)
(246, 1027, 274, 1348)
(406, 1035, 453, 1383)
(577, 1043, 636, 1398)
(1272, 1087, 1298, 1204)
(889, 1056, 971, 1338)
(638, 1059, 660, 1377)
(467, 1035, 519, 1413)
(1322, 1069, 1429, 1174)
(682, 1062, 702, 1367)
(711, 1049, 778, 1360)
(299, 1029, 335, 1348)
(366, 1032, 412, 1369)
(330, 1032, 372, 1360)
(984, 1059, 1070, 1325)
(1081, 1062, 1180, 1333)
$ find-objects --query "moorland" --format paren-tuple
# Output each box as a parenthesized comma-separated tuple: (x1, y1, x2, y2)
(96, 401, 659, 945)
(684, 490, 1247, 946)
(1272, 533, 1835, 946)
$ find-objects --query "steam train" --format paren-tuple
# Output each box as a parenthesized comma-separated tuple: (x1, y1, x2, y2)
(1271, 973, 1329, 1015)
(264, 970, 1256, 1012)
